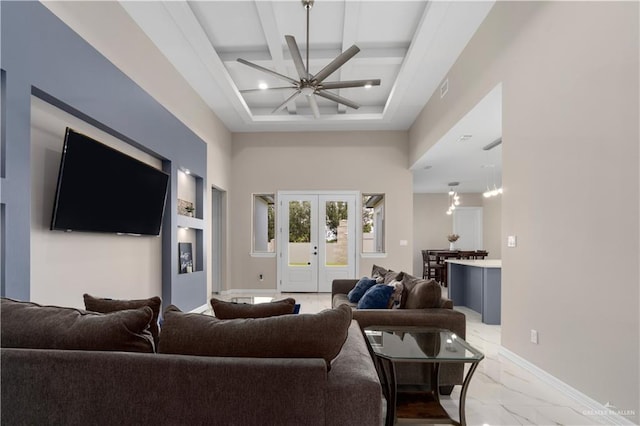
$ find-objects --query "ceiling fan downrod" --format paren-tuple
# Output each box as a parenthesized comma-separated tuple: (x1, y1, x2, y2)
(303, 0, 314, 78)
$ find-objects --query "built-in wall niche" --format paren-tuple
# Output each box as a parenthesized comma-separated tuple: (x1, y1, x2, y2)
(177, 226, 203, 273)
(177, 169, 203, 219)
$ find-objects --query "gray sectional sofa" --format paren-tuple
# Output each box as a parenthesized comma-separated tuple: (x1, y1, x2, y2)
(331, 266, 467, 393)
(1, 298, 382, 426)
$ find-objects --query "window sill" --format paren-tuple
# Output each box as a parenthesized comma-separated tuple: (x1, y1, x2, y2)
(250, 252, 277, 258)
(360, 252, 387, 258)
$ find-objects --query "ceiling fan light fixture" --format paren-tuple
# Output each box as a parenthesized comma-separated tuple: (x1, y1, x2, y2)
(236, 0, 380, 118)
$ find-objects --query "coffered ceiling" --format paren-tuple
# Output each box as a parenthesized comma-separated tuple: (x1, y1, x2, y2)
(120, 0, 495, 133)
(117, 1, 500, 193)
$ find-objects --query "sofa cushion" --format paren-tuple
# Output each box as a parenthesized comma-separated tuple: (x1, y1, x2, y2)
(357, 284, 395, 309)
(347, 277, 378, 303)
(403, 279, 442, 309)
(159, 304, 353, 370)
(0, 298, 154, 353)
(83, 293, 161, 349)
(210, 297, 296, 319)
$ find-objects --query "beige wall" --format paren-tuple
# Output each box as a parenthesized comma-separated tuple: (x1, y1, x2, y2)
(412, 193, 501, 277)
(42, 1, 233, 297)
(230, 131, 413, 291)
(410, 1, 639, 417)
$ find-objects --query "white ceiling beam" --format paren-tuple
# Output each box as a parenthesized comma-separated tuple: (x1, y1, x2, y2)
(335, 0, 362, 113)
(254, 1, 297, 114)
(218, 47, 407, 63)
(119, 0, 253, 126)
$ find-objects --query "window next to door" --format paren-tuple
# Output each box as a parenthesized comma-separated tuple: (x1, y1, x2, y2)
(362, 194, 386, 256)
(252, 194, 275, 256)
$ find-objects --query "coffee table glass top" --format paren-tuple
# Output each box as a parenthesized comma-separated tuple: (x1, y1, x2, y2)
(365, 326, 483, 362)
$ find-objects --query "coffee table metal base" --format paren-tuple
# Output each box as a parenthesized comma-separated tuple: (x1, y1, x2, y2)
(375, 356, 480, 426)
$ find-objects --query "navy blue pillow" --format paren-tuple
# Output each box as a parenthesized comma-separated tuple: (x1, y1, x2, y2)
(357, 284, 395, 309)
(347, 277, 378, 303)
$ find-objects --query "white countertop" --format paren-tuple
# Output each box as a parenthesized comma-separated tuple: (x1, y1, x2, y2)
(446, 259, 502, 268)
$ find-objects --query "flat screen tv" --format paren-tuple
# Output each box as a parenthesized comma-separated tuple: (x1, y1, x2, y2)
(50, 128, 170, 236)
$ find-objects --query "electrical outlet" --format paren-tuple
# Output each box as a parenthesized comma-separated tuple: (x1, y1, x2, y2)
(530, 329, 539, 344)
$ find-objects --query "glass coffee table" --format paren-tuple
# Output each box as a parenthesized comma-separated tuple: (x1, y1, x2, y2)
(364, 326, 483, 426)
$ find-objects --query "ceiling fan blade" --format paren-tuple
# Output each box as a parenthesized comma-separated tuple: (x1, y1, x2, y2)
(320, 79, 381, 90)
(312, 44, 360, 84)
(272, 90, 302, 114)
(285, 35, 308, 79)
(308, 94, 320, 119)
(237, 58, 298, 85)
(240, 86, 295, 93)
(315, 90, 360, 110)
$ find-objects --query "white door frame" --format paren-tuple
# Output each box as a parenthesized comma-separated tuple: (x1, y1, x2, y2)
(277, 190, 360, 292)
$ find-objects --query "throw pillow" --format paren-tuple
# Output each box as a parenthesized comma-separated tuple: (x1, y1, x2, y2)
(371, 264, 388, 283)
(83, 293, 161, 349)
(356, 284, 395, 309)
(1, 298, 154, 353)
(386, 280, 404, 309)
(403, 279, 442, 309)
(159, 304, 353, 370)
(347, 277, 378, 303)
(210, 297, 296, 319)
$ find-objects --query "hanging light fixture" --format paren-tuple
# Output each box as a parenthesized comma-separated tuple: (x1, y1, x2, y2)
(482, 138, 503, 198)
(446, 182, 460, 215)
(482, 164, 503, 198)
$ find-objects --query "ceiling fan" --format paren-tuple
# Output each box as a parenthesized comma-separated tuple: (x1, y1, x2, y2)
(237, 0, 381, 118)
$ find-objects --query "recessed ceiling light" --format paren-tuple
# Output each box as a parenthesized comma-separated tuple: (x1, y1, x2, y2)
(258, 82, 268, 90)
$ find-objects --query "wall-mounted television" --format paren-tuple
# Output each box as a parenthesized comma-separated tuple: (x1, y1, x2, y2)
(50, 128, 169, 236)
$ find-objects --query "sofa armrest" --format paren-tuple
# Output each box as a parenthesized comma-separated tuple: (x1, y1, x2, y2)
(331, 279, 358, 299)
(440, 298, 454, 309)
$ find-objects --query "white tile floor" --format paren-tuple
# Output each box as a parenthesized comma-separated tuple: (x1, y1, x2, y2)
(211, 292, 620, 426)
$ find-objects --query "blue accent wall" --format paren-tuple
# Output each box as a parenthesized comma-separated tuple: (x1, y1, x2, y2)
(0, 1, 207, 310)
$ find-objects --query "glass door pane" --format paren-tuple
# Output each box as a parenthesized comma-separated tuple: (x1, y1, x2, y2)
(324, 201, 348, 267)
(288, 200, 311, 267)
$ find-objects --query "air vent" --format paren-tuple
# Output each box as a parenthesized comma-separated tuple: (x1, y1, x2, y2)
(440, 78, 449, 98)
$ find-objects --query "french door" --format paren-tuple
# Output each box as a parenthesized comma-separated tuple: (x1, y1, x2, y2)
(278, 192, 357, 292)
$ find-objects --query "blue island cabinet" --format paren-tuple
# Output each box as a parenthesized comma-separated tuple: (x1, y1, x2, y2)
(447, 260, 502, 325)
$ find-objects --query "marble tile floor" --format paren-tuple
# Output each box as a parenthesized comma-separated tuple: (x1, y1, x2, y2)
(210, 292, 617, 426)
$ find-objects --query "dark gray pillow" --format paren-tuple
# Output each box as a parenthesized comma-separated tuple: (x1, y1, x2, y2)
(210, 297, 296, 319)
(1, 298, 154, 353)
(83, 293, 161, 349)
(159, 304, 353, 370)
(402, 279, 442, 309)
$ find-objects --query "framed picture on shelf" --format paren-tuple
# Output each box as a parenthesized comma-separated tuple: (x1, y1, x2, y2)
(178, 199, 195, 217)
(178, 242, 193, 274)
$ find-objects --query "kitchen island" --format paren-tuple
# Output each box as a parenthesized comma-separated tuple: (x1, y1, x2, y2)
(446, 259, 502, 325)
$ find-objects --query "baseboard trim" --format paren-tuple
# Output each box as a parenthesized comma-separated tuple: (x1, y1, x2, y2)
(498, 347, 637, 425)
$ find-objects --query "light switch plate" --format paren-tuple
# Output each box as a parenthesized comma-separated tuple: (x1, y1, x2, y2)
(507, 235, 517, 247)
(399, 240, 408, 246)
